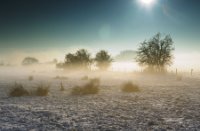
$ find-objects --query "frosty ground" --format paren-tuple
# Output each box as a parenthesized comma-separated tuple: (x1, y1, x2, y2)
(0, 66, 200, 131)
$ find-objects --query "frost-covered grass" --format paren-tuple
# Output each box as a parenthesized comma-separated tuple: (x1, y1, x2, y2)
(0, 67, 200, 130)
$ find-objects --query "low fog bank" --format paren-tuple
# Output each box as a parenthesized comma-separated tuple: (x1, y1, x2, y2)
(0, 62, 200, 80)
(1, 51, 200, 76)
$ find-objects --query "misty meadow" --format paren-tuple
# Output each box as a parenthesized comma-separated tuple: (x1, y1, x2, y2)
(0, 0, 200, 131)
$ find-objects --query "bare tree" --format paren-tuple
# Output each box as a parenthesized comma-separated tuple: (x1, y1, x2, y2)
(136, 33, 174, 72)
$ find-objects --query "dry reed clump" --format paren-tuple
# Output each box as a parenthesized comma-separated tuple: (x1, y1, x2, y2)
(9, 83, 50, 97)
(71, 78, 100, 95)
(9, 83, 29, 97)
(33, 84, 50, 96)
(121, 81, 140, 93)
(28, 76, 34, 81)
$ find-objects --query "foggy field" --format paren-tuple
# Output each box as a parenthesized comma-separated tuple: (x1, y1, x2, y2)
(0, 66, 200, 130)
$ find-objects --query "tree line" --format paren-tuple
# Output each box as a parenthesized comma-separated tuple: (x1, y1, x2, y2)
(22, 33, 174, 72)
(56, 49, 113, 71)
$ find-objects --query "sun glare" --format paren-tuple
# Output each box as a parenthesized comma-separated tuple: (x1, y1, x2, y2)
(139, 0, 156, 6)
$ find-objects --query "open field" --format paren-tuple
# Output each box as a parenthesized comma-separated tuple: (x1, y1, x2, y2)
(0, 67, 200, 130)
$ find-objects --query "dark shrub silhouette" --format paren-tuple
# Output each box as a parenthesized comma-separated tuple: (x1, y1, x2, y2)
(95, 50, 112, 70)
(136, 33, 174, 72)
(71, 78, 100, 95)
(58, 49, 93, 70)
(9, 83, 29, 97)
(22, 57, 39, 65)
(121, 82, 140, 93)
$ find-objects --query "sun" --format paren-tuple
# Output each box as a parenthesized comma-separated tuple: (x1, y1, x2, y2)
(140, 0, 155, 6)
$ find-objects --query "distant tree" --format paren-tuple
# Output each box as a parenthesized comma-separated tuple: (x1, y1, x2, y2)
(63, 49, 92, 70)
(95, 50, 112, 70)
(136, 33, 174, 72)
(22, 57, 39, 65)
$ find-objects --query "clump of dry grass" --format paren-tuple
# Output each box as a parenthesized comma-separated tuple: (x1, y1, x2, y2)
(34, 84, 50, 96)
(71, 78, 100, 95)
(28, 76, 34, 81)
(9, 83, 29, 97)
(121, 82, 140, 93)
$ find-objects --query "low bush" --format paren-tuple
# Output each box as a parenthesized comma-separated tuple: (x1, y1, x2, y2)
(33, 84, 50, 96)
(9, 83, 29, 97)
(28, 76, 34, 81)
(121, 82, 140, 93)
(71, 78, 100, 95)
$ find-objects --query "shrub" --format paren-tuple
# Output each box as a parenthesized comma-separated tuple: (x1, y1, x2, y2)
(71, 78, 100, 95)
(9, 83, 29, 97)
(90, 78, 100, 86)
(22, 57, 39, 66)
(121, 82, 140, 93)
(33, 84, 50, 96)
(28, 76, 34, 81)
(95, 50, 112, 70)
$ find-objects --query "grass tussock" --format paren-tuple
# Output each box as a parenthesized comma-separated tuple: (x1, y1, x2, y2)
(28, 76, 34, 81)
(34, 84, 50, 96)
(71, 78, 100, 95)
(121, 82, 140, 93)
(54, 76, 68, 80)
(9, 83, 29, 97)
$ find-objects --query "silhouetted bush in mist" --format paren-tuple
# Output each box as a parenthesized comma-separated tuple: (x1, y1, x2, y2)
(22, 57, 39, 66)
(95, 50, 112, 70)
